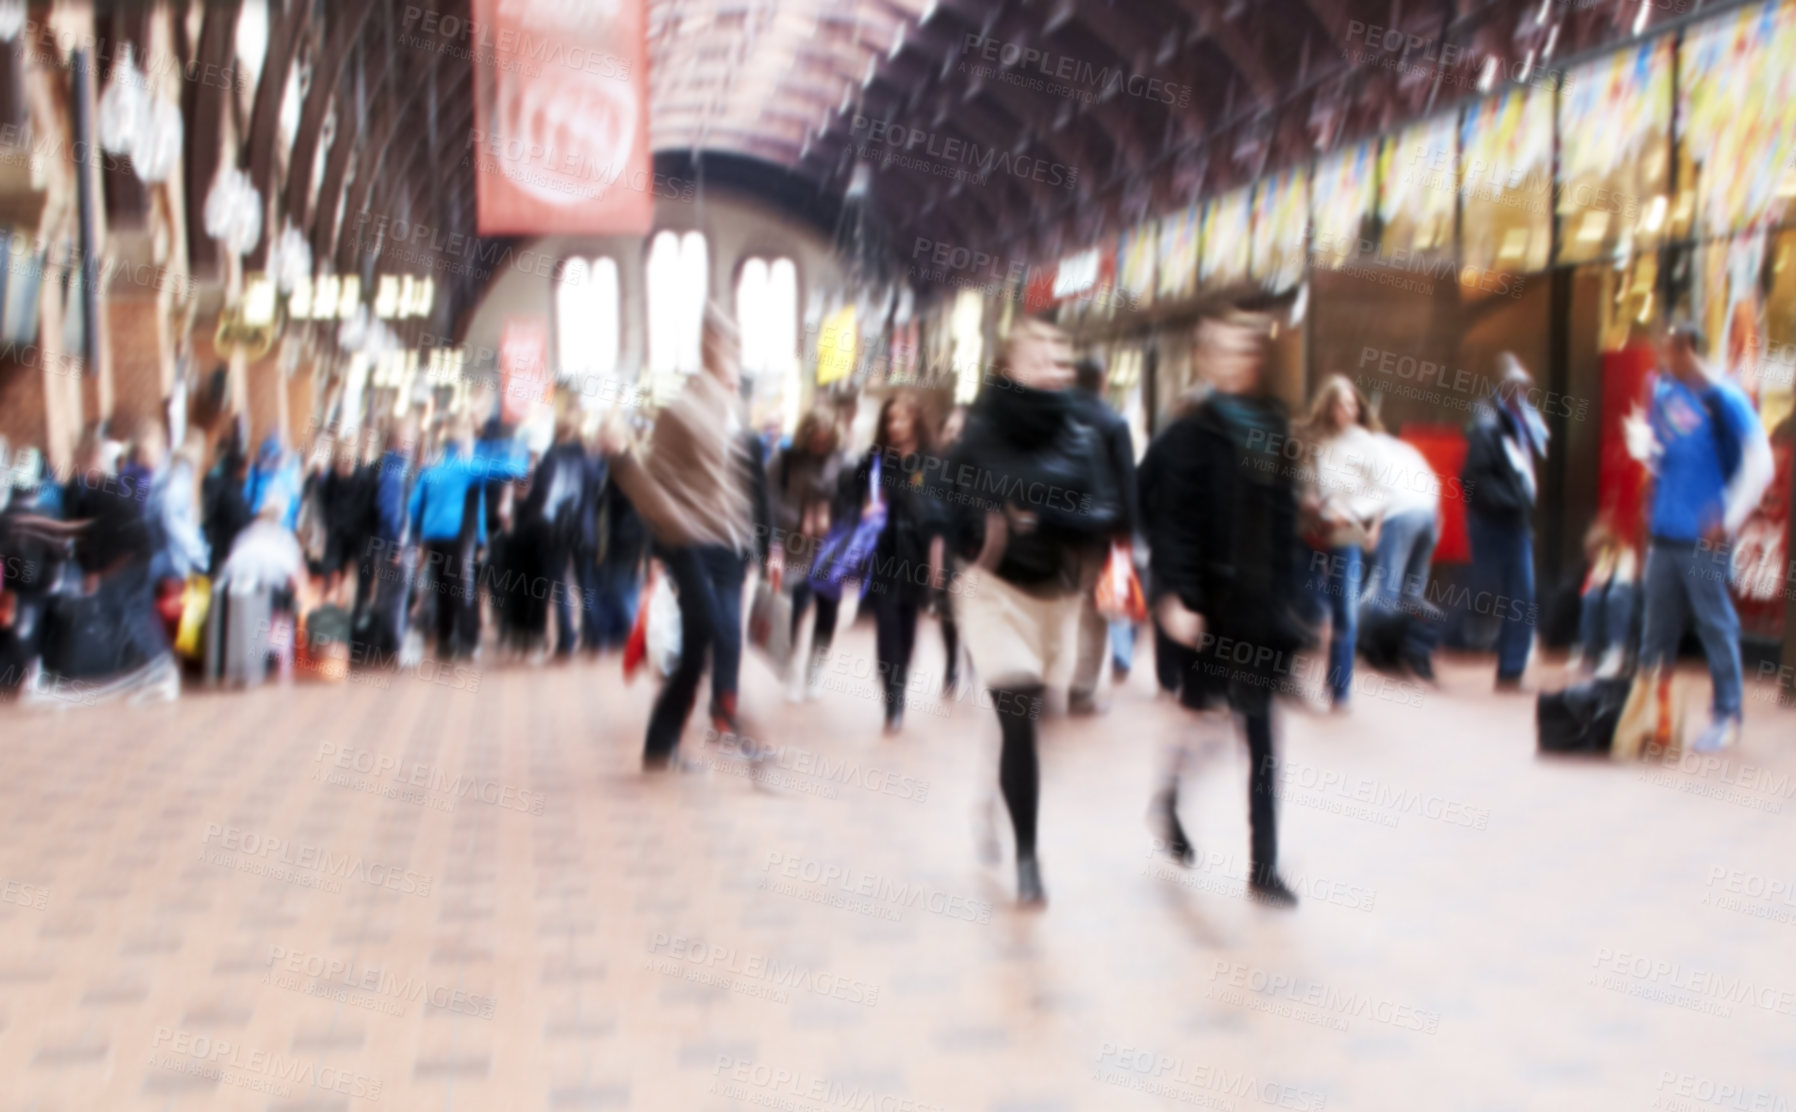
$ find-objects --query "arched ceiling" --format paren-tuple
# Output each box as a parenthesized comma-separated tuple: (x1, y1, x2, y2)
(174, 0, 1690, 329)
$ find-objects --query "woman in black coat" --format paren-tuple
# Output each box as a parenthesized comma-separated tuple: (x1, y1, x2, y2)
(845, 391, 944, 734)
(943, 318, 1119, 905)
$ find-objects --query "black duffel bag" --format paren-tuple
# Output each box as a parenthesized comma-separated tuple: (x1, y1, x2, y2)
(1536, 677, 1631, 755)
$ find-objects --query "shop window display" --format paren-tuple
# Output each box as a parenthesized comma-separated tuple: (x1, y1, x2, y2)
(1557, 36, 1673, 265)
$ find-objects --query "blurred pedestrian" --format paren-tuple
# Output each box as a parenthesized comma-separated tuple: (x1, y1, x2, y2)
(1461, 353, 1547, 691)
(945, 317, 1119, 906)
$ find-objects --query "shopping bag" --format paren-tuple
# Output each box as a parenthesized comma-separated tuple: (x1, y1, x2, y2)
(1612, 668, 1686, 762)
(645, 572, 682, 678)
(747, 579, 795, 677)
(174, 576, 210, 660)
(1094, 545, 1147, 623)
(623, 568, 653, 682)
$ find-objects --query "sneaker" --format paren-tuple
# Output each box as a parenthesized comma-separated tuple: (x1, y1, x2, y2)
(1016, 857, 1047, 907)
(1691, 716, 1741, 753)
(127, 655, 182, 706)
(1593, 647, 1625, 680)
(805, 653, 827, 700)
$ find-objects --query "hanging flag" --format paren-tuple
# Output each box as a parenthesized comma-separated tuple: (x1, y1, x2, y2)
(469, 0, 651, 236)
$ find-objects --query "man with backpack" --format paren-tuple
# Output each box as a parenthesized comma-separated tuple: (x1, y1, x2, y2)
(1629, 321, 1774, 752)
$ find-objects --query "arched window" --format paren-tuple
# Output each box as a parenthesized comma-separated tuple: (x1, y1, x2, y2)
(647, 230, 708, 375)
(555, 256, 620, 384)
(735, 256, 798, 379)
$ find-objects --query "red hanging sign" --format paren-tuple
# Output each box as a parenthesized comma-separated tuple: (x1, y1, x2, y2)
(469, 0, 652, 236)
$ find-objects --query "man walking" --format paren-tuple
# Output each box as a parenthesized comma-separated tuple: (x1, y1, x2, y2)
(1630, 322, 1773, 751)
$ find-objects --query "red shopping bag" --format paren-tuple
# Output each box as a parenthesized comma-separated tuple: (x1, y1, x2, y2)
(622, 569, 653, 683)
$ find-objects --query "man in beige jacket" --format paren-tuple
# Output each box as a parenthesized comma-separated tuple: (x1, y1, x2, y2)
(600, 304, 770, 768)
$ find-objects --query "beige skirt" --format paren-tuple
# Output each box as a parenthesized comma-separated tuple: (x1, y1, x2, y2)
(952, 568, 1083, 690)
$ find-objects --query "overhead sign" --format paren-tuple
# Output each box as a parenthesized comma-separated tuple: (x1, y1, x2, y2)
(469, 0, 651, 236)
(816, 306, 857, 386)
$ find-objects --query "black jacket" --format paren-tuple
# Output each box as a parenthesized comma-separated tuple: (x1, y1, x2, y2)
(1076, 389, 1139, 541)
(946, 378, 1119, 593)
(1143, 393, 1302, 649)
(1461, 402, 1534, 524)
(523, 440, 603, 549)
(845, 445, 946, 599)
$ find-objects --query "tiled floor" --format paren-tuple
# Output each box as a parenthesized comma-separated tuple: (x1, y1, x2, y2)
(3, 619, 1795, 1111)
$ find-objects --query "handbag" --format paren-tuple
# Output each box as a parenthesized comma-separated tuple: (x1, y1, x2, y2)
(747, 579, 795, 677)
(809, 453, 886, 601)
(1612, 668, 1686, 761)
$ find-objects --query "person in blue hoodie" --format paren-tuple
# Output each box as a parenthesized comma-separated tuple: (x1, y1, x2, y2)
(243, 435, 303, 531)
(408, 416, 528, 659)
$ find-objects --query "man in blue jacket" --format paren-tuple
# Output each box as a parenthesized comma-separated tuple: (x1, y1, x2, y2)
(1632, 322, 1774, 752)
(408, 417, 529, 659)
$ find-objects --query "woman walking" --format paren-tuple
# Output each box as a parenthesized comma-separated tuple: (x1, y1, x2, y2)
(849, 391, 945, 734)
(945, 318, 1118, 905)
(772, 406, 847, 698)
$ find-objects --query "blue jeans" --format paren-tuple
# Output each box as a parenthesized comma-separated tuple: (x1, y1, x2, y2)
(1579, 580, 1638, 659)
(1467, 513, 1534, 680)
(1640, 540, 1742, 720)
(1307, 545, 1361, 703)
(593, 562, 642, 650)
(1109, 620, 1136, 673)
(1365, 509, 1437, 611)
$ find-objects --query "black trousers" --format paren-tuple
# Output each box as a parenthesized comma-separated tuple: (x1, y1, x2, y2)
(424, 538, 478, 658)
(1243, 703, 1278, 878)
(644, 545, 744, 762)
(788, 582, 840, 657)
(872, 586, 921, 718)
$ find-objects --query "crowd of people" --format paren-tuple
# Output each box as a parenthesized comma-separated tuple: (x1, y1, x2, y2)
(0, 305, 1775, 906)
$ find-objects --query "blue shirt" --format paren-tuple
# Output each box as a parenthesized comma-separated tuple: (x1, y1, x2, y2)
(243, 458, 303, 531)
(407, 442, 529, 546)
(1648, 374, 1761, 542)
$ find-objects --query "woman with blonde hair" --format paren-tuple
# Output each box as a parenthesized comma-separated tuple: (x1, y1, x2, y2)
(1298, 373, 1385, 709)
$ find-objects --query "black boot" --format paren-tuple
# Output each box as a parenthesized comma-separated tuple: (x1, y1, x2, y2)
(1016, 857, 1046, 907)
(1249, 865, 1298, 908)
(1153, 788, 1195, 866)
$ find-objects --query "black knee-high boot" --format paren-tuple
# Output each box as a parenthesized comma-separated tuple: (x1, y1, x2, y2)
(992, 684, 1045, 905)
(1243, 704, 1296, 907)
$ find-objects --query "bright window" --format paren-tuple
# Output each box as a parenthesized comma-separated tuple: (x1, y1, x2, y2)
(647, 230, 708, 375)
(735, 256, 798, 378)
(555, 256, 620, 382)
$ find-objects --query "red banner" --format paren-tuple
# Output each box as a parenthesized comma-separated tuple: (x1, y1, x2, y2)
(499, 318, 550, 425)
(470, 0, 651, 236)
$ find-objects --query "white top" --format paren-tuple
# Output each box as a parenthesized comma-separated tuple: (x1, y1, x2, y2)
(1370, 434, 1441, 519)
(1306, 424, 1387, 546)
